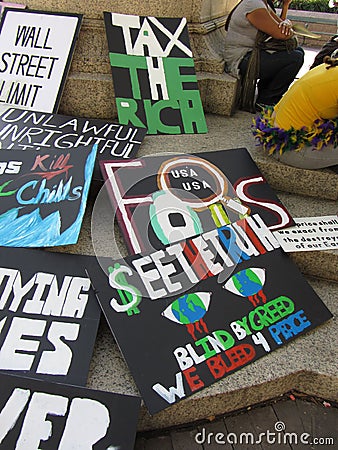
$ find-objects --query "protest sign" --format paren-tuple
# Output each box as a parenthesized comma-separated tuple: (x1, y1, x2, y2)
(88, 216, 333, 414)
(0, 247, 101, 385)
(0, 144, 96, 246)
(0, 8, 82, 112)
(0, 372, 140, 449)
(99, 149, 294, 254)
(103, 12, 207, 134)
(0, 106, 146, 181)
(274, 215, 338, 252)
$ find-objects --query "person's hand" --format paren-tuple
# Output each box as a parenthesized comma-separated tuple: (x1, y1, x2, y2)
(279, 19, 293, 35)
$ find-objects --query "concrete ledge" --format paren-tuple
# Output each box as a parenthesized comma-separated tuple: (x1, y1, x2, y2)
(59, 72, 116, 120)
(197, 72, 238, 116)
(290, 251, 338, 282)
(254, 159, 338, 201)
(190, 26, 227, 74)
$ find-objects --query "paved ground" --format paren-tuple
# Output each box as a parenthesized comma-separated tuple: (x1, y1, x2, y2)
(135, 395, 337, 450)
(297, 47, 318, 78)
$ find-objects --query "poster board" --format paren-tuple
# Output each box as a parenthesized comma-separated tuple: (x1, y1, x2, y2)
(0, 372, 141, 449)
(0, 106, 147, 181)
(0, 247, 101, 386)
(99, 149, 295, 254)
(0, 144, 96, 247)
(0, 8, 82, 113)
(273, 215, 338, 252)
(103, 12, 207, 135)
(88, 216, 333, 414)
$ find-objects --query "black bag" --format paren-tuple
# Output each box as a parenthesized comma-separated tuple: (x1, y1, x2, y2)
(310, 35, 338, 69)
(258, 33, 299, 53)
(238, 31, 299, 113)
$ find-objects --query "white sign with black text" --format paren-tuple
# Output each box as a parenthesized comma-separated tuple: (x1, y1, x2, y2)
(0, 8, 82, 112)
(273, 215, 338, 252)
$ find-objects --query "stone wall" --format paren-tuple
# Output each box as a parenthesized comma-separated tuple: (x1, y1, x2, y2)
(285, 10, 338, 48)
(4, 0, 239, 119)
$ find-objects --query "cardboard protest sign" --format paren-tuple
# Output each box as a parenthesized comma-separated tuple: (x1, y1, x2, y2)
(100, 149, 294, 254)
(0, 247, 101, 386)
(103, 12, 207, 135)
(0, 144, 96, 246)
(0, 8, 82, 112)
(274, 215, 338, 252)
(88, 215, 333, 414)
(0, 372, 141, 449)
(0, 106, 147, 181)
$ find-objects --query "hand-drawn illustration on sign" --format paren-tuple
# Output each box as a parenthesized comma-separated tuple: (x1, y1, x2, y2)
(88, 217, 333, 414)
(100, 149, 294, 254)
(0, 247, 101, 386)
(0, 372, 141, 449)
(0, 144, 96, 246)
(103, 12, 207, 135)
(0, 8, 82, 112)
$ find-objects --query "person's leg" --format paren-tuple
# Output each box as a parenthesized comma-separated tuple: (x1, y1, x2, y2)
(256, 48, 304, 105)
(271, 145, 338, 169)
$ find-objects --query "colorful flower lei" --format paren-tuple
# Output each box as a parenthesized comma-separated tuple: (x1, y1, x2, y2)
(252, 106, 338, 155)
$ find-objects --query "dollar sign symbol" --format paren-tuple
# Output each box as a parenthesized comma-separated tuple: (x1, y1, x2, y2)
(108, 263, 141, 315)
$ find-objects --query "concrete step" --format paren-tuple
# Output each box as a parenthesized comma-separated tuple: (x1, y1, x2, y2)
(86, 276, 337, 432)
(197, 72, 238, 116)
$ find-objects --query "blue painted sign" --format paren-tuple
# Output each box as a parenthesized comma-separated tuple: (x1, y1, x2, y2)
(0, 145, 96, 246)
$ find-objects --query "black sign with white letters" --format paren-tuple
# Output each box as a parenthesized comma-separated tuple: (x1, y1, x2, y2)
(0, 372, 141, 449)
(0, 247, 101, 386)
(0, 106, 146, 181)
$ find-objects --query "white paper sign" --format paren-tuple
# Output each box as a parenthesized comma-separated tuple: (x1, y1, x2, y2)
(273, 215, 338, 252)
(0, 8, 82, 112)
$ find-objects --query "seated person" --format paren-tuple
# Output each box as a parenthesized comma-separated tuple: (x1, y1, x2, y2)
(252, 54, 338, 169)
(224, 0, 304, 110)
